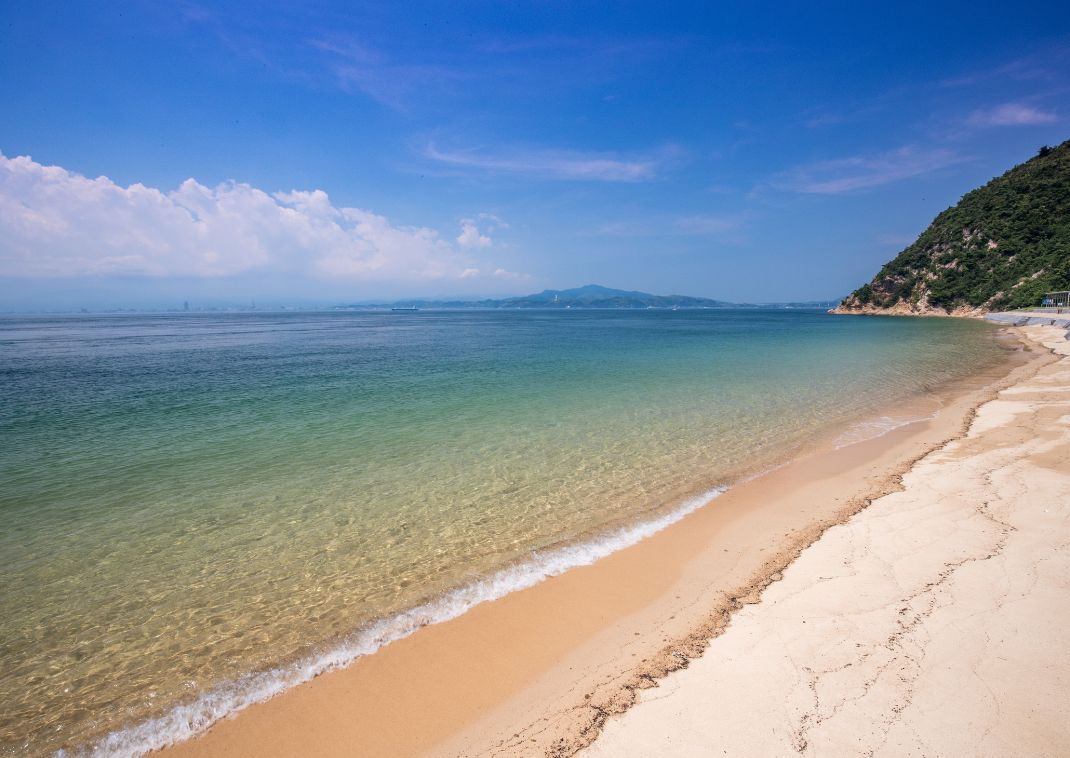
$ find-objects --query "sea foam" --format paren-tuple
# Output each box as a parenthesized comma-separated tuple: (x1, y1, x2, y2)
(72, 485, 727, 758)
(833, 413, 935, 449)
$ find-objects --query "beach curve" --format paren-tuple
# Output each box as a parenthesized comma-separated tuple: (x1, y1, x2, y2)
(152, 327, 1047, 758)
(582, 324, 1070, 756)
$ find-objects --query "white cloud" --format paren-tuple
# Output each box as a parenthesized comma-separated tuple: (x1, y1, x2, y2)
(773, 146, 966, 194)
(423, 142, 673, 182)
(477, 212, 509, 228)
(455, 213, 509, 249)
(456, 218, 492, 248)
(967, 102, 1057, 127)
(0, 153, 521, 284)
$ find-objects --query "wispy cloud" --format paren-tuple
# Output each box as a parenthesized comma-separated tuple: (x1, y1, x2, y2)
(423, 143, 676, 182)
(0, 153, 522, 284)
(311, 38, 470, 110)
(803, 112, 846, 129)
(967, 102, 1058, 127)
(673, 215, 739, 235)
(773, 145, 967, 195)
(491, 267, 528, 280)
(586, 213, 742, 237)
(939, 53, 1061, 88)
(796, 46, 1068, 139)
(308, 32, 673, 111)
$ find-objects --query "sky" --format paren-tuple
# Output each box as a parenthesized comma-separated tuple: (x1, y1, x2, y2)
(1, 1, 1068, 309)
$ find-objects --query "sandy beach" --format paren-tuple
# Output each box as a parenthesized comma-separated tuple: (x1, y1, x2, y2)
(6, 8, 1070, 755)
(151, 324, 1061, 758)
(585, 324, 1070, 757)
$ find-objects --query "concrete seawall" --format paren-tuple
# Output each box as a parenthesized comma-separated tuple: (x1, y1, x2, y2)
(985, 311, 1070, 338)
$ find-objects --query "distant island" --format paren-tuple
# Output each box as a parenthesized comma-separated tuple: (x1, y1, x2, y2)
(340, 284, 838, 311)
(835, 138, 1070, 316)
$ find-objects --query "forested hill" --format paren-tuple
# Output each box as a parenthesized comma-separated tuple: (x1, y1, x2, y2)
(835, 139, 1070, 315)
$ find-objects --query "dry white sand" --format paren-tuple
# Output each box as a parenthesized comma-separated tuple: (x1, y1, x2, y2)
(584, 325, 1070, 757)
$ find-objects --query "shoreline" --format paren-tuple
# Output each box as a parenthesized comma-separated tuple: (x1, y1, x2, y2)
(92, 484, 730, 758)
(146, 325, 1049, 758)
(583, 323, 1070, 756)
(831, 306, 1070, 332)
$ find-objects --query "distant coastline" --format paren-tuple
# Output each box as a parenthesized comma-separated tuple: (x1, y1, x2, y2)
(338, 284, 840, 311)
(0, 285, 841, 315)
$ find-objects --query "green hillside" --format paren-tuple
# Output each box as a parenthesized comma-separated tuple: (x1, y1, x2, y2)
(838, 139, 1070, 313)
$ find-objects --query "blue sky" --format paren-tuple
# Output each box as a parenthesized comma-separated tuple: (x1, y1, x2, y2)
(1, 1, 1068, 308)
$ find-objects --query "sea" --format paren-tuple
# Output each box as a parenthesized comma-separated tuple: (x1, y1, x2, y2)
(0, 309, 1012, 756)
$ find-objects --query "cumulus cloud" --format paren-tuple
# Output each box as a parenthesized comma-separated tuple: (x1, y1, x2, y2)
(967, 102, 1057, 127)
(455, 213, 509, 249)
(0, 153, 518, 284)
(773, 146, 966, 194)
(457, 219, 492, 248)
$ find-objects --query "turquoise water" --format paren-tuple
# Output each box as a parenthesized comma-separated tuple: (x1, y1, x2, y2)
(0, 310, 1008, 756)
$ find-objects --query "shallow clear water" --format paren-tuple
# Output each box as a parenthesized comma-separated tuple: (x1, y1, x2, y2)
(0, 309, 1008, 755)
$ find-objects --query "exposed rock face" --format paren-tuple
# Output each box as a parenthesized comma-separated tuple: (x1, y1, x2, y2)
(835, 139, 1070, 316)
(829, 300, 985, 318)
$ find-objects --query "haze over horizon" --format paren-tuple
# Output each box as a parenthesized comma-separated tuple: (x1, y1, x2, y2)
(1, 1, 1068, 309)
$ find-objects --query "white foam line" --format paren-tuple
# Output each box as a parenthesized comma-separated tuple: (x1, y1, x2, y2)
(832, 413, 935, 450)
(69, 485, 728, 758)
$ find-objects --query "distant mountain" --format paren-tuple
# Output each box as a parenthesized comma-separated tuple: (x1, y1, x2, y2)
(338, 285, 842, 311)
(496, 284, 730, 309)
(835, 139, 1070, 316)
(346, 284, 735, 310)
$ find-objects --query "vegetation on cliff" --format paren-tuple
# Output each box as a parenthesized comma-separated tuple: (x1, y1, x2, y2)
(839, 139, 1070, 313)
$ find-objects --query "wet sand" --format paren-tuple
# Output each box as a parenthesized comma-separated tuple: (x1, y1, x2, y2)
(160, 328, 1047, 758)
(584, 324, 1070, 756)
